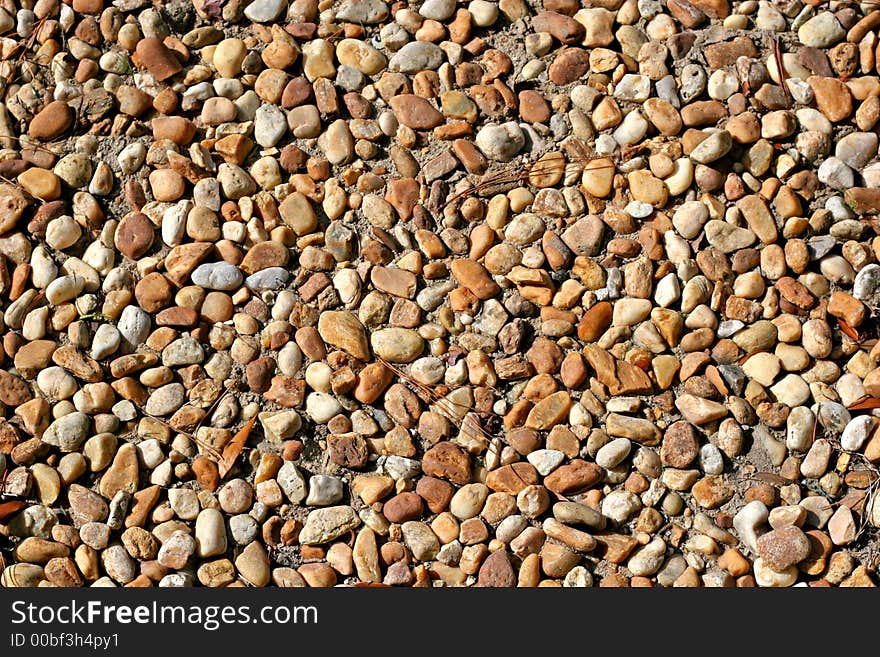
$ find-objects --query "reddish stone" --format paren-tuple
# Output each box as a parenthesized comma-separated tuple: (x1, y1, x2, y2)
(660, 420, 700, 468)
(422, 442, 471, 485)
(518, 90, 551, 123)
(389, 95, 444, 129)
(544, 459, 604, 495)
(155, 307, 199, 327)
(328, 433, 368, 468)
(532, 11, 585, 44)
(28, 101, 73, 141)
(115, 213, 154, 259)
(135, 38, 183, 81)
(245, 357, 275, 394)
(548, 48, 590, 85)
(477, 549, 516, 587)
(383, 492, 424, 523)
(0, 371, 32, 405)
(415, 477, 454, 513)
(486, 462, 540, 494)
(578, 301, 613, 342)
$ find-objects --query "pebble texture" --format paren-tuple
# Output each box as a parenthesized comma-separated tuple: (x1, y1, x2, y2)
(0, 0, 878, 591)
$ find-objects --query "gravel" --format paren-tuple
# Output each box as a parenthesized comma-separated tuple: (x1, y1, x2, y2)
(0, 0, 879, 591)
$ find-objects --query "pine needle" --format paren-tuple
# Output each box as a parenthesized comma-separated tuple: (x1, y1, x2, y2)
(136, 409, 224, 462)
(440, 140, 617, 211)
(375, 356, 504, 459)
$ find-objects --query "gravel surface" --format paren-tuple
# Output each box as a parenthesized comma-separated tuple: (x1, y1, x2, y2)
(0, 0, 879, 588)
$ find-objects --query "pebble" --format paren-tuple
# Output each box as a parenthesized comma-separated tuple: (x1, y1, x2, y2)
(117, 306, 151, 351)
(190, 262, 243, 291)
(243, 0, 287, 22)
(245, 268, 289, 291)
(370, 328, 424, 362)
(627, 538, 667, 576)
(672, 201, 709, 239)
(336, 0, 389, 23)
(306, 392, 343, 423)
(102, 545, 136, 584)
(162, 336, 205, 367)
(842, 416, 874, 451)
(829, 506, 856, 545)
(29, 101, 73, 141)
(613, 111, 649, 147)
(318, 120, 355, 165)
(42, 413, 90, 452)
(756, 525, 811, 571)
(734, 500, 768, 554)
(798, 13, 845, 48)
(690, 130, 732, 163)
(300, 506, 361, 544)
(401, 521, 440, 561)
(305, 475, 344, 506)
(754, 558, 797, 587)
(614, 75, 652, 102)
(236, 542, 270, 586)
(135, 38, 182, 82)
(389, 42, 445, 73)
(229, 515, 258, 545)
(475, 123, 525, 162)
(144, 383, 185, 416)
(158, 531, 195, 569)
(526, 449, 565, 476)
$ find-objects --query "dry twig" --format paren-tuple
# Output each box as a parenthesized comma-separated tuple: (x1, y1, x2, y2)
(770, 35, 792, 105)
